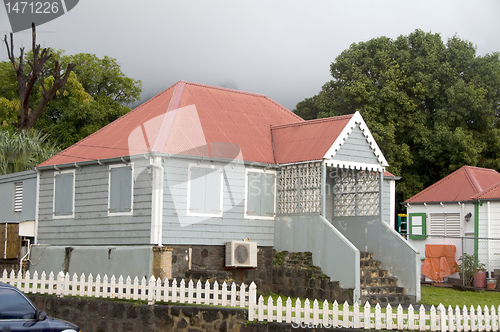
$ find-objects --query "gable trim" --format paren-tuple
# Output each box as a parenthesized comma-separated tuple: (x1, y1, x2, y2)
(324, 160, 385, 173)
(323, 111, 388, 167)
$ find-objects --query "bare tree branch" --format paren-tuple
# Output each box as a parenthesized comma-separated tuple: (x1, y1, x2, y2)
(3, 23, 75, 130)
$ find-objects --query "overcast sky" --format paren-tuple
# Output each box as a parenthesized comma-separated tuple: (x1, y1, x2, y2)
(1, 0, 500, 110)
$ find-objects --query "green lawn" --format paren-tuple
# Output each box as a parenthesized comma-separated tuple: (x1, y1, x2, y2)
(258, 286, 500, 311)
(420, 285, 500, 308)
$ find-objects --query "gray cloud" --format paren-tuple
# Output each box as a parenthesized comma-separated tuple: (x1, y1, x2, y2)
(1, 0, 499, 110)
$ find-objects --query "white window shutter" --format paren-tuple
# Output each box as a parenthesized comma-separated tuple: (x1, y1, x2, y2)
(14, 182, 23, 212)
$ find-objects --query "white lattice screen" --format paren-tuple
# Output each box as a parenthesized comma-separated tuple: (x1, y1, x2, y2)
(277, 162, 321, 214)
(333, 169, 379, 217)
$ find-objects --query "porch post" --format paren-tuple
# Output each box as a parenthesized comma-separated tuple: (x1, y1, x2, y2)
(379, 169, 384, 222)
(321, 162, 326, 217)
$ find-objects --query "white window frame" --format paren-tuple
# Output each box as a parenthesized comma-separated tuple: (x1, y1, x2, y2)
(53, 169, 75, 219)
(186, 163, 224, 218)
(108, 163, 134, 216)
(244, 168, 276, 220)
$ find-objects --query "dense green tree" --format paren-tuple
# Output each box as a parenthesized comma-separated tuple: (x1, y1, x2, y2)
(33, 54, 141, 148)
(0, 51, 142, 149)
(295, 30, 500, 200)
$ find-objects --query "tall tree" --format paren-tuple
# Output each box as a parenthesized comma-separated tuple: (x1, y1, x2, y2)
(0, 52, 142, 149)
(33, 53, 142, 148)
(295, 30, 500, 199)
(3, 23, 75, 130)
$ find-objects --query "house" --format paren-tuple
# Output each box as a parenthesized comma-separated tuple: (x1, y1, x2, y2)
(6, 81, 418, 303)
(0, 170, 37, 269)
(404, 165, 500, 279)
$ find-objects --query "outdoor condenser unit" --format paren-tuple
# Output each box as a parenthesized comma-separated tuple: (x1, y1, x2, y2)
(225, 241, 257, 268)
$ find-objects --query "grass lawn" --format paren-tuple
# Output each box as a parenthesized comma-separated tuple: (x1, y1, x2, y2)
(258, 285, 500, 312)
(420, 285, 500, 308)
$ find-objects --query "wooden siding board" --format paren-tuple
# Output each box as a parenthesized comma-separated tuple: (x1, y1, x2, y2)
(382, 179, 391, 224)
(37, 164, 152, 246)
(333, 126, 380, 164)
(162, 158, 274, 246)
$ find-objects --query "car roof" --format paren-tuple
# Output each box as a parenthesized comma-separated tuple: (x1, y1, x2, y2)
(0, 282, 17, 289)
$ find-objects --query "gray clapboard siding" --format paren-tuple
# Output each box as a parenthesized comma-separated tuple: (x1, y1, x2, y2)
(0, 170, 37, 223)
(162, 158, 274, 246)
(37, 163, 152, 245)
(333, 125, 380, 164)
(382, 178, 391, 225)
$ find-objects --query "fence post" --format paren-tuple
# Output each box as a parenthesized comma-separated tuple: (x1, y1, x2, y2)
(23, 270, 30, 294)
(32, 271, 38, 294)
(147, 275, 156, 305)
(248, 282, 256, 321)
(56, 271, 64, 297)
(267, 296, 274, 322)
(258, 296, 265, 322)
(461, 236, 465, 287)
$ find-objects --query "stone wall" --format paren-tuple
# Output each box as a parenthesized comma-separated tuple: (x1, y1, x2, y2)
(28, 295, 247, 332)
(176, 245, 353, 304)
(27, 294, 359, 332)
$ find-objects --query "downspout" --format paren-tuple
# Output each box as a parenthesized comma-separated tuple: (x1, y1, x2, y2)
(474, 201, 481, 266)
(34, 169, 40, 245)
(150, 156, 164, 246)
(487, 201, 491, 273)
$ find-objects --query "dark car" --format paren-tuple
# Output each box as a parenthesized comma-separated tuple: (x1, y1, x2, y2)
(0, 282, 80, 332)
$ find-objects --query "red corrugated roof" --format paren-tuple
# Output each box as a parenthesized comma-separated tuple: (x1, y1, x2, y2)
(271, 115, 353, 164)
(39, 81, 386, 168)
(39, 81, 304, 167)
(405, 166, 500, 203)
(473, 182, 500, 200)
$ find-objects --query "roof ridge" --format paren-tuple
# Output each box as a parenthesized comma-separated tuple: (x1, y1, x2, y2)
(182, 80, 303, 122)
(271, 114, 352, 130)
(405, 165, 500, 202)
(181, 80, 267, 97)
(463, 166, 483, 194)
(472, 180, 500, 199)
(405, 166, 467, 202)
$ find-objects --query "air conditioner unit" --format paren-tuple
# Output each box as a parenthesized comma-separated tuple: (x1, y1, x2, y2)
(225, 241, 257, 268)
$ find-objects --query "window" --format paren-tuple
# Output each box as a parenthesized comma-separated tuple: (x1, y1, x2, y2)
(14, 182, 22, 212)
(108, 164, 133, 215)
(53, 170, 75, 218)
(409, 213, 427, 239)
(430, 213, 460, 237)
(245, 169, 276, 219)
(187, 165, 223, 217)
(0, 287, 36, 319)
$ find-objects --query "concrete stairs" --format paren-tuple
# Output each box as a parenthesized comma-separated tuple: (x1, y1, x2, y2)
(359, 252, 416, 306)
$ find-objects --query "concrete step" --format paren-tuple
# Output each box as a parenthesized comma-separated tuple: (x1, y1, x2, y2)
(361, 286, 406, 296)
(360, 259, 381, 269)
(360, 252, 373, 261)
(360, 268, 390, 278)
(360, 276, 398, 287)
(360, 294, 417, 306)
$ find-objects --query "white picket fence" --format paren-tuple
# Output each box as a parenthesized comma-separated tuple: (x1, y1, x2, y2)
(3, 269, 499, 331)
(1, 269, 256, 308)
(252, 296, 500, 331)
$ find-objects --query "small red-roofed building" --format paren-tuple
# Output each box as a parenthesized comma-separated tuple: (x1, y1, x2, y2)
(14, 81, 420, 304)
(404, 165, 500, 277)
